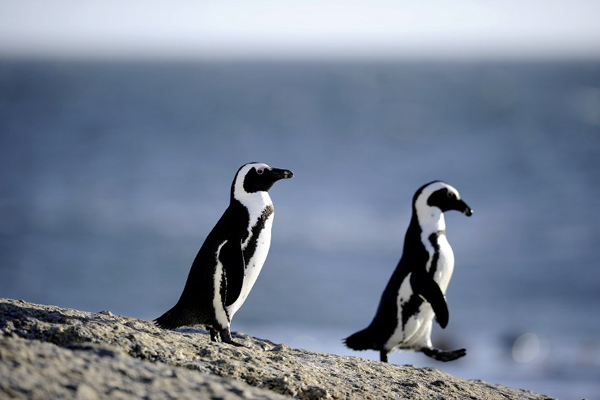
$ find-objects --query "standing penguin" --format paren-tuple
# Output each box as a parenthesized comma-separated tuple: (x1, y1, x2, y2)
(155, 162, 293, 345)
(345, 181, 473, 362)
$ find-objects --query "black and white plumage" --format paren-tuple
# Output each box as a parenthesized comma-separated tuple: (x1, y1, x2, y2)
(155, 162, 293, 345)
(345, 181, 473, 363)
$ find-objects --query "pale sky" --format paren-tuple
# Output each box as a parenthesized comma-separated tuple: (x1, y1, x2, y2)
(1, 0, 599, 60)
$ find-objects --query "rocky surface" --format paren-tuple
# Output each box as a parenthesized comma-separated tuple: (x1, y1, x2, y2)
(0, 298, 554, 399)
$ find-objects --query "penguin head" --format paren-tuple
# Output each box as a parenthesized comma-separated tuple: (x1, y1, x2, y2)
(232, 162, 294, 198)
(414, 181, 473, 221)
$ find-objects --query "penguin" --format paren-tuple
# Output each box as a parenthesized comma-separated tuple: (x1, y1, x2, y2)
(344, 181, 473, 363)
(155, 162, 293, 345)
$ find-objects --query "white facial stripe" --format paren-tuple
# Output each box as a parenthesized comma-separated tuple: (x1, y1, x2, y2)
(415, 181, 461, 211)
(414, 181, 460, 232)
(233, 162, 274, 223)
(415, 181, 460, 206)
(233, 162, 270, 198)
(447, 185, 460, 199)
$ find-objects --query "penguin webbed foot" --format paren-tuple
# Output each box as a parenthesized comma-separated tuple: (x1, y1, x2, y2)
(380, 350, 389, 363)
(421, 347, 466, 362)
(207, 327, 243, 347)
(219, 328, 245, 347)
(209, 328, 219, 342)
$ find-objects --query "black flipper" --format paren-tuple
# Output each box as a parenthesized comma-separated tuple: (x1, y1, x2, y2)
(221, 235, 246, 307)
(409, 270, 449, 328)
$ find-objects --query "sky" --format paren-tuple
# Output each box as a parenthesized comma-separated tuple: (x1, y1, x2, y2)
(1, 0, 600, 61)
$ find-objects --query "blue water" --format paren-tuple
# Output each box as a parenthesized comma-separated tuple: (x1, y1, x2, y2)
(1, 59, 599, 399)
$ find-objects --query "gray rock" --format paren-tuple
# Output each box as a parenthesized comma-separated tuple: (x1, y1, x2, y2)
(0, 298, 555, 400)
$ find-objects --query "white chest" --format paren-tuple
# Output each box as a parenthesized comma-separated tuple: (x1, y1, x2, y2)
(227, 192, 274, 317)
(387, 234, 455, 351)
(420, 217, 454, 294)
(425, 233, 454, 293)
(435, 235, 454, 292)
(243, 214, 273, 283)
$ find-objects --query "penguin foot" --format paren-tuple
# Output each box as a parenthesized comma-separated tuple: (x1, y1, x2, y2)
(421, 347, 466, 362)
(209, 328, 219, 342)
(219, 329, 245, 347)
(380, 350, 389, 363)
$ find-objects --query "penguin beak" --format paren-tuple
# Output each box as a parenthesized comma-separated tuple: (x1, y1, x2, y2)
(458, 200, 473, 217)
(269, 168, 294, 181)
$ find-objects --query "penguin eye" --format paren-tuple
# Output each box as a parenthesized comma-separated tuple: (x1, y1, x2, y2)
(256, 168, 264, 175)
(447, 191, 455, 199)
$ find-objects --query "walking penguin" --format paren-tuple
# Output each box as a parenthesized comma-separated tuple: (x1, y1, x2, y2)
(155, 162, 293, 345)
(344, 181, 473, 362)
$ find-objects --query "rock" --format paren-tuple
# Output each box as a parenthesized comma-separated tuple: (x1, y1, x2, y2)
(0, 298, 554, 399)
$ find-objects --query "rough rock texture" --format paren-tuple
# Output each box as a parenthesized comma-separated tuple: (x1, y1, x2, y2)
(0, 298, 554, 400)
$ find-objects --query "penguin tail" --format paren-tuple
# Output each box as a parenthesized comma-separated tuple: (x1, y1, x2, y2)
(154, 305, 190, 330)
(344, 326, 378, 351)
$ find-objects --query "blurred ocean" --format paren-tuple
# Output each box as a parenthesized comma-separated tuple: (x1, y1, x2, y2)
(1, 59, 599, 399)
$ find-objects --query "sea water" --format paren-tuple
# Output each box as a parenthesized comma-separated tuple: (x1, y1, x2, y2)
(1, 60, 599, 399)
